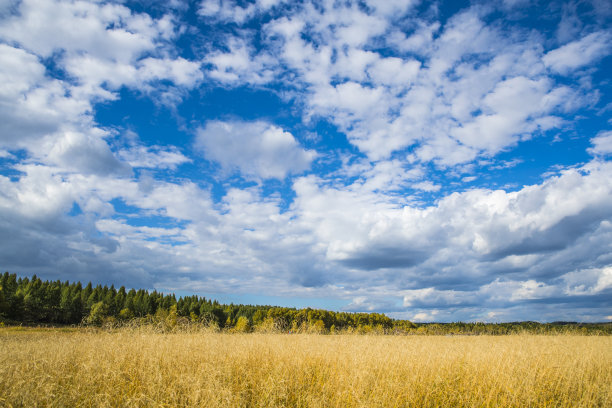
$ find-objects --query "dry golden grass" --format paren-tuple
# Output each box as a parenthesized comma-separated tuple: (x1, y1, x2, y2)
(0, 328, 610, 407)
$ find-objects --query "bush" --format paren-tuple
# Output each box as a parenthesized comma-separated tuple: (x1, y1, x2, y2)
(118, 308, 134, 320)
(234, 316, 251, 333)
(85, 301, 108, 326)
(308, 319, 326, 334)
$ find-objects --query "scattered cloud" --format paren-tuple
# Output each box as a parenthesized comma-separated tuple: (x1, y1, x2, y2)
(196, 120, 317, 180)
(411, 310, 439, 323)
(589, 130, 612, 156)
(0, 0, 611, 322)
(205, 38, 276, 85)
(118, 144, 191, 170)
(543, 31, 612, 75)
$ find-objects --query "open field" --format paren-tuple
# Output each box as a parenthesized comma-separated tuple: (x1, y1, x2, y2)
(1, 328, 610, 407)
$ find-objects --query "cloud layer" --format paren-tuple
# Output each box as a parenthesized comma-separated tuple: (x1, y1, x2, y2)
(1, 0, 611, 322)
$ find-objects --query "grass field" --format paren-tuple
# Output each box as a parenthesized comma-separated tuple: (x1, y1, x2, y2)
(1, 328, 610, 407)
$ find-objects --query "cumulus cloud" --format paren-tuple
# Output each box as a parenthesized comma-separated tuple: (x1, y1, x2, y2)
(0, 0, 153, 58)
(411, 310, 439, 323)
(194, 1, 612, 169)
(0, 0, 211, 285)
(450, 77, 567, 154)
(198, 0, 289, 24)
(543, 31, 612, 74)
(0, 0, 202, 102)
(258, 3, 595, 164)
(64, 56, 203, 92)
(205, 38, 276, 85)
(0, 44, 88, 149)
(118, 144, 191, 170)
(0, 43, 45, 97)
(562, 266, 612, 296)
(2, 151, 611, 320)
(588, 131, 612, 156)
(196, 120, 317, 180)
(0, 0, 205, 180)
(287, 160, 612, 319)
(43, 131, 131, 176)
(399, 265, 612, 316)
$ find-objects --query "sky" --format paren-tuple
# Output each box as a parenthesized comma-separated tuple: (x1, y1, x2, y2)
(1, 0, 611, 322)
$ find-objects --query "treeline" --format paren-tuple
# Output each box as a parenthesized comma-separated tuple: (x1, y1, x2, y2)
(0, 273, 401, 333)
(1, 273, 610, 335)
(408, 321, 612, 335)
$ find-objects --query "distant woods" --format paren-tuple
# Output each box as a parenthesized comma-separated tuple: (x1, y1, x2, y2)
(1, 273, 610, 335)
(0, 272, 402, 333)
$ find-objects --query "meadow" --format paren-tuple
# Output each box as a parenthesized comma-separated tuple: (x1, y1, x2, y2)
(1, 328, 610, 407)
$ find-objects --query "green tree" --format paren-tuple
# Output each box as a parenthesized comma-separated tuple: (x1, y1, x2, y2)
(0, 284, 7, 319)
(85, 301, 109, 326)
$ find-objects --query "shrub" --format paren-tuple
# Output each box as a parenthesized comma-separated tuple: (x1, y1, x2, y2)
(85, 301, 108, 326)
(234, 316, 251, 333)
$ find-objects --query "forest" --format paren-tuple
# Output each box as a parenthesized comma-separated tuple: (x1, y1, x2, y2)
(1, 273, 610, 335)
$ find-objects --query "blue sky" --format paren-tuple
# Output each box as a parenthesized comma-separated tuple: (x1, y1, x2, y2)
(1, 0, 611, 322)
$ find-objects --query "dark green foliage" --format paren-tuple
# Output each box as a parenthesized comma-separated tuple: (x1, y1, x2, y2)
(0, 272, 610, 335)
(85, 301, 109, 326)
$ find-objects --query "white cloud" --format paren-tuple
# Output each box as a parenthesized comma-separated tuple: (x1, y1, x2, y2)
(363, 0, 417, 17)
(0, 0, 158, 60)
(2, 149, 611, 320)
(451, 77, 563, 153)
(196, 120, 317, 180)
(0, 44, 92, 149)
(97, 219, 187, 244)
(198, 0, 256, 24)
(0, 0, 208, 180)
(206, 39, 276, 84)
(64, 56, 203, 91)
(588, 130, 612, 155)
(411, 310, 439, 322)
(403, 288, 472, 307)
(0, 0, 202, 106)
(198, 0, 222, 16)
(412, 181, 441, 192)
(510, 280, 557, 301)
(544, 31, 612, 74)
(562, 266, 612, 296)
(0, 43, 45, 96)
(118, 145, 191, 170)
(62, 48, 203, 99)
(197, 0, 287, 24)
(399, 268, 610, 312)
(388, 21, 440, 54)
(309, 81, 386, 116)
(290, 160, 612, 302)
(41, 131, 130, 176)
(139, 57, 203, 87)
(205, 3, 608, 168)
(367, 57, 421, 87)
(357, 160, 423, 193)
